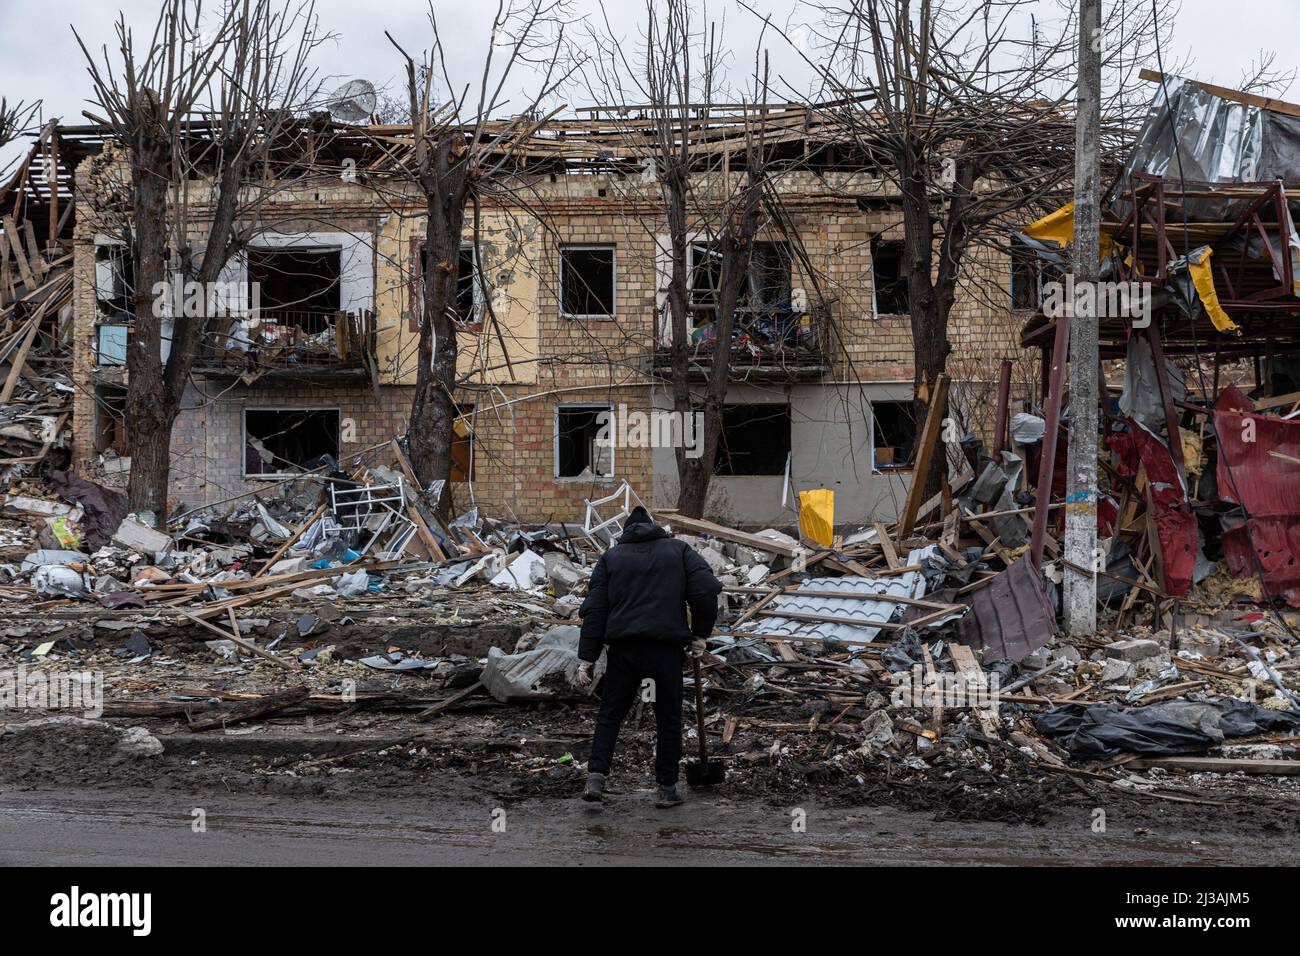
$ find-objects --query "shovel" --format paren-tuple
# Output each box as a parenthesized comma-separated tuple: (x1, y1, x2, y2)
(684, 654, 725, 788)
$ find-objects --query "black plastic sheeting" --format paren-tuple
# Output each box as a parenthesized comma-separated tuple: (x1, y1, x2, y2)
(1036, 698, 1300, 758)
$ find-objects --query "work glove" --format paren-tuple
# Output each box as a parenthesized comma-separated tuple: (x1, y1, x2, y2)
(575, 660, 593, 688)
(689, 638, 707, 659)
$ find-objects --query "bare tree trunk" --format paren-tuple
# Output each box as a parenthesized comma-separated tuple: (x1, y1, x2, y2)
(408, 136, 469, 513)
(677, 168, 763, 516)
(125, 119, 174, 516)
(665, 170, 700, 515)
(899, 156, 951, 503)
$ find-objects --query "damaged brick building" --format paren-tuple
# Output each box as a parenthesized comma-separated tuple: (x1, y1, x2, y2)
(59, 107, 1036, 528)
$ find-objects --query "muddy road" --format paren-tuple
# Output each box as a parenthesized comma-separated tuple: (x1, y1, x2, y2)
(2, 703, 1298, 865)
(0, 785, 1285, 866)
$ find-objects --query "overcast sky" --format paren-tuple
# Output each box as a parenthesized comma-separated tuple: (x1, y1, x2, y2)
(1, 0, 1296, 164)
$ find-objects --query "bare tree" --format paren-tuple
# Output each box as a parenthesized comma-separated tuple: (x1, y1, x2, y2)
(0, 99, 41, 181)
(761, 0, 1172, 497)
(76, 0, 328, 516)
(585, 0, 789, 517)
(386, 0, 575, 513)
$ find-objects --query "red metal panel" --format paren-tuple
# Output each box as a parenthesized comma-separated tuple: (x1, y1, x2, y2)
(1214, 385, 1300, 605)
(1214, 385, 1300, 517)
(1222, 519, 1300, 607)
(1129, 421, 1197, 596)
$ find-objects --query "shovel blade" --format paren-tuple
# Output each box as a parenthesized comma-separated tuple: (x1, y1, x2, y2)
(686, 759, 725, 788)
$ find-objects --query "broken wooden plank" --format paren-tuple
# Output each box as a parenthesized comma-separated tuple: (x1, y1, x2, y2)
(188, 686, 311, 732)
(949, 642, 999, 736)
(1126, 756, 1300, 775)
(415, 681, 484, 720)
(176, 608, 301, 671)
(658, 511, 798, 558)
(0, 311, 42, 403)
(873, 522, 900, 569)
(2, 215, 34, 288)
(253, 504, 326, 577)
(898, 374, 950, 537)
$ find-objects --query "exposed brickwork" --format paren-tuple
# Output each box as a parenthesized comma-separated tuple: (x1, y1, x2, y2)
(69, 157, 1036, 522)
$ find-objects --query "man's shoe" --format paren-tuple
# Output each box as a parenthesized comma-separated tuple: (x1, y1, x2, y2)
(655, 783, 684, 808)
(582, 773, 606, 802)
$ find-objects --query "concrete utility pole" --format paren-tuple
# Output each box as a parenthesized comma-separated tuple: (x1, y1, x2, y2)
(1062, 0, 1102, 635)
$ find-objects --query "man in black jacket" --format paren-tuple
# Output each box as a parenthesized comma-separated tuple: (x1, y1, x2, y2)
(576, 506, 722, 807)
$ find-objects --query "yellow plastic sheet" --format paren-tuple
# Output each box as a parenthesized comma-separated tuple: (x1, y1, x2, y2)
(1186, 246, 1240, 335)
(1021, 201, 1115, 260)
(798, 489, 834, 547)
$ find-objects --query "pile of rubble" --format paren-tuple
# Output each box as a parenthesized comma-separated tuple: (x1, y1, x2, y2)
(0, 397, 1296, 804)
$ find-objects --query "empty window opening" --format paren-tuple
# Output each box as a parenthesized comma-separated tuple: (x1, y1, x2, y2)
(456, 247, 479, 325)
(244, 408, 340, 477)
(715, 404, 792, 476)
(560, 246, 615, 317)
(872, 400, 917, 469)
(872, 238, 908, 315)
(689, 241, 793, 316)
(1010, 238, 1042, 311)
(413, 244, 482, 329)
(93, 386, 128, 455)
(555, 404, 613, 479)
(94, 243, 134, 320)
(452, 403, 475, 482)
(689, 242, 723, 310)
(248, 246, 341, 334)
(748, 241, 793, 308)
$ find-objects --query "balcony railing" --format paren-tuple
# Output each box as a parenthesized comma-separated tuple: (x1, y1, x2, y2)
(198, 309, 375, 372)
(652, 302, 831, 377)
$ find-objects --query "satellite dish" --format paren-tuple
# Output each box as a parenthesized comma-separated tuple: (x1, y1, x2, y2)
(327, 79, 378, 123)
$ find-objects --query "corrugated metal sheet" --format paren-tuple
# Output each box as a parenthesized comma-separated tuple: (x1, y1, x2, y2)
(955, 555, 1058, 663)
(1223, 518, 1300, 607)
(1110, 420, 1197, 596)
(1215, 385, 1300, 518)
(1214, 385, 1300, 606)
(740, 571, 928, 644)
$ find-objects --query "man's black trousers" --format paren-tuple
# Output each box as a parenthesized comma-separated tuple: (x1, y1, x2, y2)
(588, 638, 685, 786)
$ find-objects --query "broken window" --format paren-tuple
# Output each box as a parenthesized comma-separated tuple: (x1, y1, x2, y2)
(560, 245, 616, 317)
(871, 400, 918, 469)
(715, 404, 791, 476)
(689, 242, 723, 309)
(555, 404, 613, 479)
(689, 240, 793, 312)
(1010, 237, 1042, 311)
(93, 386, 128, 455)
(412, 243, 483, 330)
(456, 246, 480, 325)
(452, 403, 475, 482)
(244, 408, 340, 477)
(871, 238, 908, 315)
(94, 241, 134, 320)
(748, 241, 793, 308)
(248, 246, 341, 335)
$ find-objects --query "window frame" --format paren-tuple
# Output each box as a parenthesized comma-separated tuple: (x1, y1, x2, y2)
(242, 405, 342, 479)
(451, 402, 476, 482)
(1009, 237, 1043, 313)
(714, 402, 793, 477)
(870, 237, 909, 317)
(553, 402, 615, 481)
(869, 398, 918, 473)
(559, 244, 617, 319)
(408, 238, 485, 333)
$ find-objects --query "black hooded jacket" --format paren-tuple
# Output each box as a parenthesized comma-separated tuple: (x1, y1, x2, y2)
(578, 507, 723, 662)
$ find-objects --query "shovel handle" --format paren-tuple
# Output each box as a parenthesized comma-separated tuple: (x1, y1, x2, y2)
(691, 654, 709, 764)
